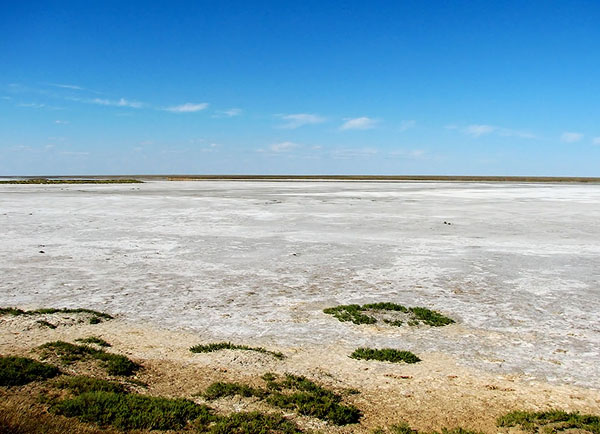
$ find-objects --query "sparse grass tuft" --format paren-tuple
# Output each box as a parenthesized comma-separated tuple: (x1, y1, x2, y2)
(374, 422, 481, 434)
(0, 307, 113, 321)
(0, 356, 60, 386)
(204, 373, 361, 426)
(51, 391, 213, 430)
(38, 341, 140, 376)
(75, 337, 111, 347)
(54, 376, 126, 394)
(497, 409, 600, 433)
(190, 342, 284, 359)
(323, 302, 454, 327)
(350, 348, 421, 364)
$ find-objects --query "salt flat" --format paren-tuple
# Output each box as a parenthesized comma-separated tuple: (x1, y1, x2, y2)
(1, 180, 599, 388)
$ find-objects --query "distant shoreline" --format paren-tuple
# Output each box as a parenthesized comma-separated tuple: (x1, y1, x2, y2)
(1, 175, 600, 183)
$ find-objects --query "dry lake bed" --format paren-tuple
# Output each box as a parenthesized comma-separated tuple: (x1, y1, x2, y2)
(1, 180, 599, 431)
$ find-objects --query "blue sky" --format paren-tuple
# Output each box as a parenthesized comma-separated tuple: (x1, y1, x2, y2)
(1, 1, 599, 176)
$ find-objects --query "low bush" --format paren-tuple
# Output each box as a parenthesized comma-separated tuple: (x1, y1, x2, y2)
(0, 356, 60, 386)
(190, 342, 284, 359)
(350, 348, 421, 364)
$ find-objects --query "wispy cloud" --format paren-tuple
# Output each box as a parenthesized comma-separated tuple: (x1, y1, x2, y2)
(17, 102, 46, 108)
(340, 117, 378, 130)
(389, 149, 426, 159)
(165, 102, 209, 113)
(464, 124, 497, 137)
(277, 113, 326, 129)
(561, 132, 583, 143)
(90, 97, 144, 108)
(54, 120, 69, 124)
(593, 137, 600, 145)
(398, 120, 416, 132)
(454, 124, 537, 139)
(213, 108, 242, 117)
(49, 83, 84, 90)
(269, 141, 299, 152)
(331, 147, 378, 159)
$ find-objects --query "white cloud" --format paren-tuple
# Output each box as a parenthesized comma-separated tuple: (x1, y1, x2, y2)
(91, 97, 144, 108)
(399, 120, 416, 132)
(278, 113, 326, 129)
(389, 149, 426, 159)
(269, 141, 299, 152)
(340, 117, 378, 130)
(464, 124, 497, 137)
(18, 102, 45, 108)
(561, 132, 583, 143)
(165, 102, 209, 113)
(593, 137, 600, 145)
(221, 108, 242, 117)
(54, 120, 69, 124)
(331, 147, 378, 159)
(50, 83, 83, 90)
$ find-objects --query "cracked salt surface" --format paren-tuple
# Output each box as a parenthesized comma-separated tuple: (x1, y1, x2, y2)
(0, 180, 599, 388)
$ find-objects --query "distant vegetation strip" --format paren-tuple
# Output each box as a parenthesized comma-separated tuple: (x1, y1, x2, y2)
(0, 179, 142, 184)
(190, 342, 285, 359)
(323, 302, 455, 327)
(0, 307, 113, 320)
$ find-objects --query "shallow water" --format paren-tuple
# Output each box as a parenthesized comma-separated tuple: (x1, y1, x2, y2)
(1, 180, 599, 388)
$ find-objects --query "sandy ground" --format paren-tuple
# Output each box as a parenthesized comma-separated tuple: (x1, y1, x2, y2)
(1, 180, 599, 431)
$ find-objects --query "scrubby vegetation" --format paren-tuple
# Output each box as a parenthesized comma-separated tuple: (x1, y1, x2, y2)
(0, 307, 113, 322)
(323, 302, 454, 327)
(373, 422, 480, 434)
(0, 179, 142, 184)
(350, 348, 421, 364)
(190, 342, 284, 359)
(0, 356, 60, 386)
(36, 319, 57, 329)
(38, 341, 140, 376)
(497, 410, 600, 433)
(75, 337, 111, 347)
(204, 373, 361, 426)
(54, 376, 127, 394)
(202, 411, 302, 433)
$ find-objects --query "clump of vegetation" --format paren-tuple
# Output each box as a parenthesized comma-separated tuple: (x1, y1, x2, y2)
(204, 373, 361, 426)
(36, 319, 57, 329)
(350, 348, 421, 364)
(54, 375, 127, 394)
(75, 337, 111, 347)
(51, 391, 212, 430)
(373, 422, 480, 434)
(0, 179, 142, 184)
(38, 341, 140, 376)
(497, 410, 600, 433)
(0, 356, 60, 386)
(190, 342, 284, 359)
(323, 302, 454, 327)
(0, 307, 113, 323)
(204, 411, 302, 433)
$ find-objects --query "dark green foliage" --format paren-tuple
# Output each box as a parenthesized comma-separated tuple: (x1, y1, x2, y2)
(51, 391, 212, 430)
(38, 341, 140, 376)
(408, 307, 455, 327)
(374, 422, 481, 434)
(350, 348, 421, 364)
(54, 376, 126, 394)
(203, 411, 302, 433)
(0, 179, 142, 184)
(0, 356, 60, 386)
(323, 302, 454, 327)
(36, 320, 57, 329)
(204, 373, 361, 426)
(322, 305, 377, 325)
(75, 337, 111, 347)
(0, 307, 113, 320)
(89, 317, 102, 324)
(497, 410, 600, 433)
(190, 342, 284, 359)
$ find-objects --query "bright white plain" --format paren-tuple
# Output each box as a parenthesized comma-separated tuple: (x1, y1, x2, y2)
(1, 181, 599, 388)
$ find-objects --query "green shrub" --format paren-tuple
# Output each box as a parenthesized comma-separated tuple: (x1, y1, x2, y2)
(408, 307, 455, 326)
(75, 337, 111, 347)
(54, 376, 126, 394)
(323, 302, 454, 327)
(322, 305, 377, 325)
(205, 411, 302, 433)
(0, 356, 60, 386)
(190, 342, 284, 359)
(497, 410, 600, 433)
(51, 391, 212, 430)
(0, 307, 113, 320)
(350, 348, 421, 364)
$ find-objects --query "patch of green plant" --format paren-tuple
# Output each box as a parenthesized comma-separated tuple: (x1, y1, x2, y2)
(190, 342, 284, 359)
(201, 411, 302, 433)
(323, 302, 454, 327)
(75, 336, 111, 347)
(51, 391, 213, 430)
(204, 373, 361, 426)
(350, 348, 421, 364)
(0, 179, 143, 184)
(38, 341, 140, 376)
(36, 319, 57, 329)
(0, 355, 60, 386)
(323, 305, 377, 325)
(374, 422, 480, 434)
(54, 375, 126, 394)
(0, 307, 113, 320)
(497, 410, 600, 433)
